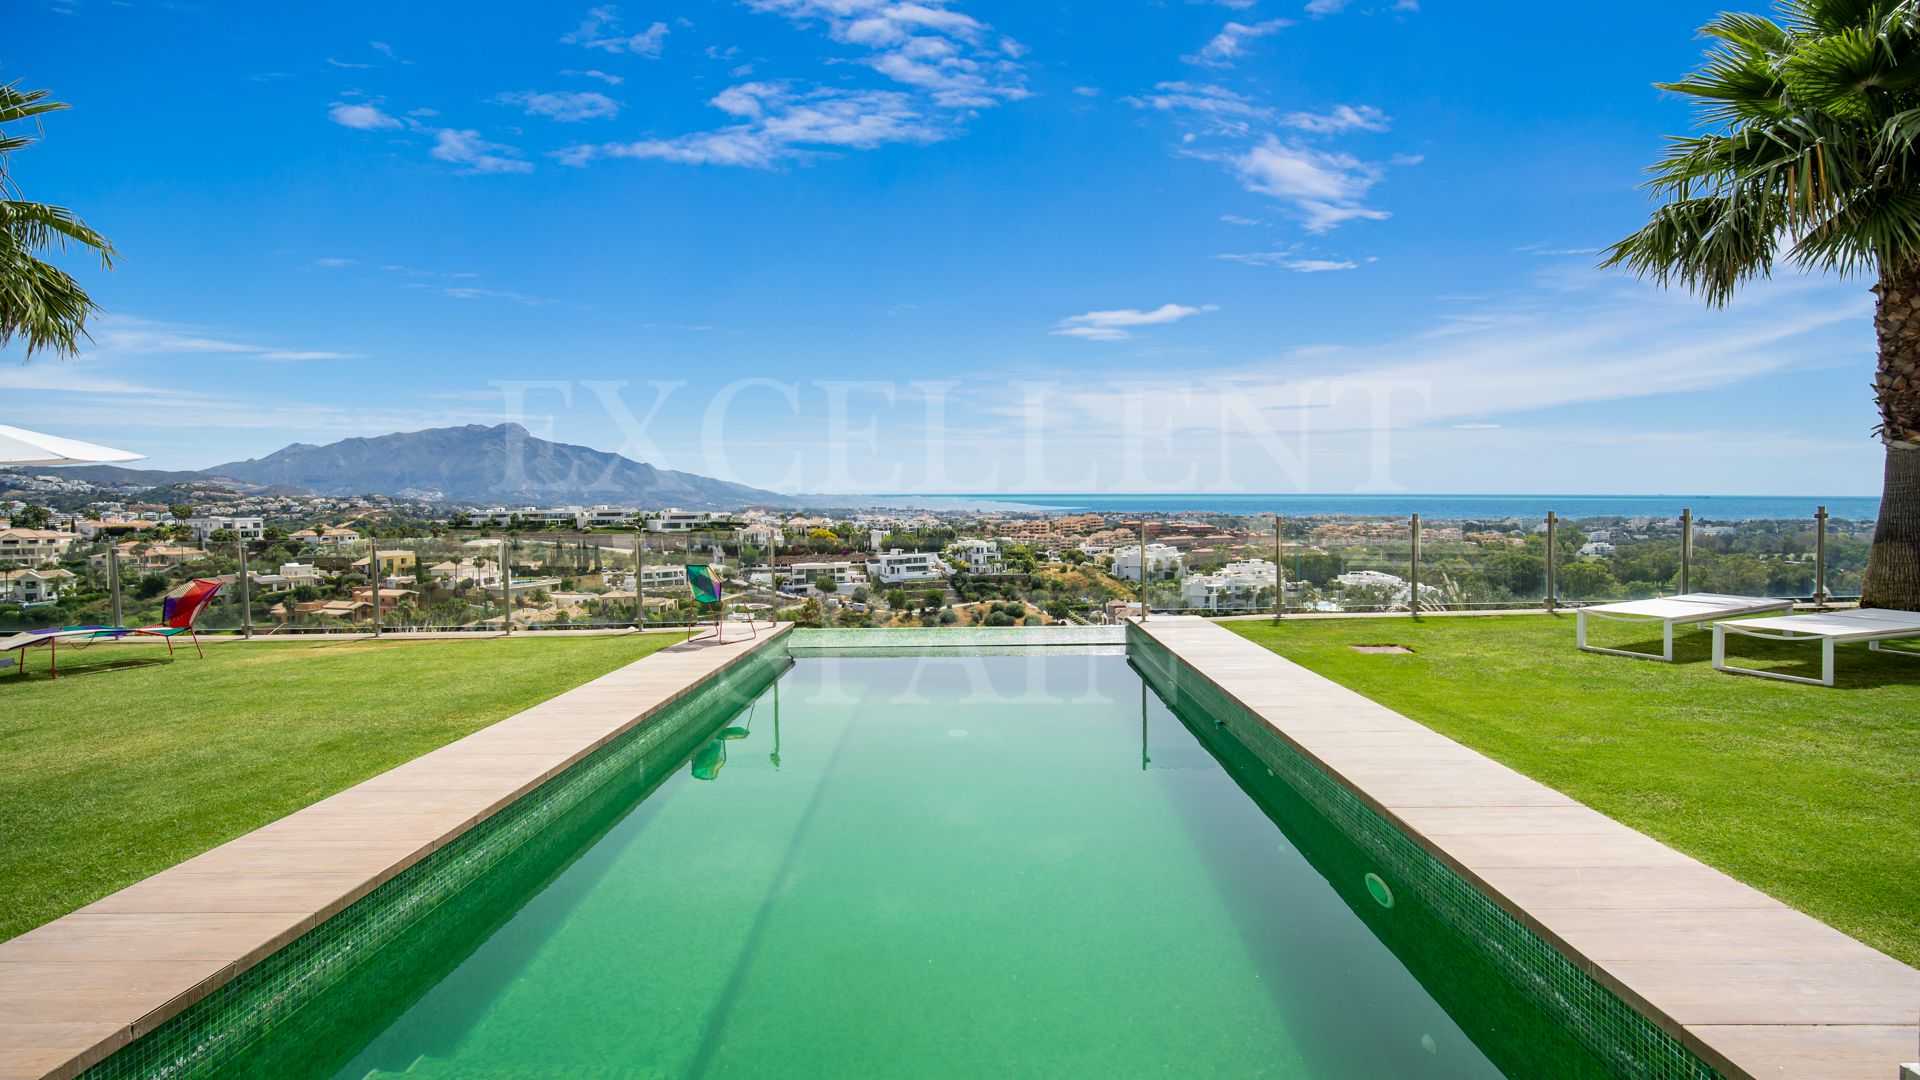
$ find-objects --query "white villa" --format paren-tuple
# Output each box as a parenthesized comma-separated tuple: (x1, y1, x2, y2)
(646, 510, 730, 533)
(1578, 541, 1617, 557)
(1334, 570, 1407, 590)
(1112, 543, 1183, 582)
(466, 506, 648, 529)
(183, 516, 265, 542)
(1181, 560, 1279, 612)
(782, 560, 868, 595)
(874, 549, 950, 585)
(247, 562, 327, 594)
(0, 566, 75, 605)
(952, 538, 1002, 575)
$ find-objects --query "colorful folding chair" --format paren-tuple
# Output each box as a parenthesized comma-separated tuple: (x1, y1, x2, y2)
(1, 578, 224, 679)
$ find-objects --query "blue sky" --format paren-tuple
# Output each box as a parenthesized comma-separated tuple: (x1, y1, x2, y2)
(4, 0, 1883, 496)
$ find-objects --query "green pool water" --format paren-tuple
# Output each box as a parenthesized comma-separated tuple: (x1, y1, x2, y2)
(224, 650, 1617, 1079)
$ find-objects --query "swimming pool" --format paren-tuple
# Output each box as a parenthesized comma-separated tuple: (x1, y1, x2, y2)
(85, 636, 1691, 1079)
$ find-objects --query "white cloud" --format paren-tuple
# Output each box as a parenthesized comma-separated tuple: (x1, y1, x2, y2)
(1126, 82, 1273, 129)
(560, 1, 1026, 171)
(430, 129, 534, 174)
(370, 41, 411, 63)
(1192, 135, 1397, 232)
(325, 57, 373, 69)
(1282, 104, 1390, 134)
(744, 0, 1027, 108)
(327, 101, 402, 130)
(562, 7, 670, 56)
(560, 84, 942, 168)
(33, 316, 368, 366)
(1306, 0, 1419, 16)
(1214, 251, 1360, 271)
(561, 68, 625, 85)
(495, 90, 621, 122)
(312, 257, 358, 268)
(1184, 19, 1291, 68)
(1053, 303, 1218, 341)
(255, 351, 364, 362)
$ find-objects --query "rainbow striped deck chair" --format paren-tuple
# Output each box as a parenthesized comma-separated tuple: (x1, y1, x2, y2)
(1, 578, 223, 679)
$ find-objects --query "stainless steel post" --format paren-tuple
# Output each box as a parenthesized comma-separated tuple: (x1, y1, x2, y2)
(369, 544, 381, 638)
(1544, 511, 1558, 612)
(1410, 513, 1422, 617)
(1814, 505, 1829, 609)
(641, 530, 656, 626)
(108, 543, 123, 628)
(237, 539, 252, 638)
(1139, 524, 1149, 621)
(501, 538, 512, 636)
(1273, 515, 1283, 620)
(1680, 508, 1693, 595)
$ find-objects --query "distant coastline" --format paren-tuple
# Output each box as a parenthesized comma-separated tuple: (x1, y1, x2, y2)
(816, 493, 1883, 521)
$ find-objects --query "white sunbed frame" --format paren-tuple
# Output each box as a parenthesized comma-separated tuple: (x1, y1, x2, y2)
(1711, 608, 1920, 687)
(1575, 593, 1796, 662)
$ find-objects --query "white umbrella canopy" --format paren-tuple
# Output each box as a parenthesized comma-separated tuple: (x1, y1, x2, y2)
(0, 424, 146, 467)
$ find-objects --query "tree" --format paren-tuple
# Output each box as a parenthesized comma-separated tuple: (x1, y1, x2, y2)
(168, 504, 194, 522)
(1, 83, 118, 357)
(11, 504, 51, 529)
(1605, 2, 1920, 607)
(814, 573, 839, 595)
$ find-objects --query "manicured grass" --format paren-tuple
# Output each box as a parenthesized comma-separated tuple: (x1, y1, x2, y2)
(1227, 614, 1920, 966)
(0, 633, 681, 942)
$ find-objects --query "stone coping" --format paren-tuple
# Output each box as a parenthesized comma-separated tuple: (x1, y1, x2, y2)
(1132, 616, 1919, 1080)
(0, 625, 792, 1080)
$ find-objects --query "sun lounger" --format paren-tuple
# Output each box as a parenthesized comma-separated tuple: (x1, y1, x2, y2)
(1711, 607, 1920, 686)
(1575, 592, 1795, 662)
(0, 578, 222, 679)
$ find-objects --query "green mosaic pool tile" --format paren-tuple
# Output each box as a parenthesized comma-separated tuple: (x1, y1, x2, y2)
(78, 638, 792, 1080)
(1127, 625, 1724, 1080)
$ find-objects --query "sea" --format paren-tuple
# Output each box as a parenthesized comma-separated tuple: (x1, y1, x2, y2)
(822, 493, 1883, 522)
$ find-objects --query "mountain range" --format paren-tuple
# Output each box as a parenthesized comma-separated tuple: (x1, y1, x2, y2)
(28, 424, 792, 509)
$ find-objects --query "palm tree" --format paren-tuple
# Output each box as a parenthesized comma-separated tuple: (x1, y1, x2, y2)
(1605, 1, 1920, 608)
(0, 82, 117, 357)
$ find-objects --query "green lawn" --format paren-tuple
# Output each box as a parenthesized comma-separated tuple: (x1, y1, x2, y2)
(1227, 614, 1920, 967)
(0, 634, 680, 942)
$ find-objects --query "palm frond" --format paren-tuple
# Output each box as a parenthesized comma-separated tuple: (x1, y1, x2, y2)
(0, 81, 116, 357)
(0, 238, 102, 357)
(1, 200, 118, 266)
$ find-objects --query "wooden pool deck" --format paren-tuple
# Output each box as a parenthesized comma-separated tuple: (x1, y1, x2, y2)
(1134, 615, 1920, 1080)
(0, 626, 791, 1080)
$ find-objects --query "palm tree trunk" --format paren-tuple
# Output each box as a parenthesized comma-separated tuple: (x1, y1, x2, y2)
(1861, 267, 1920, 610)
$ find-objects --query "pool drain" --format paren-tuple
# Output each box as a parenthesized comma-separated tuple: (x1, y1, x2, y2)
(1364, 872, 1395, 909)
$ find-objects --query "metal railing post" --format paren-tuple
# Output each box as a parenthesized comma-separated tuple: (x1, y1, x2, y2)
(632, 532, 644, 629)
(1680, 507, 1693, 595)
(107, 544, 123, 628)
(501, 538, 513, 635)
(1409, 513, 1422, 618)
(1139, 524, 1149, 622)
(369, 544, 381, 638)
(1814, 505, 1829, 609)
(1544, 511, 1558, 612)
(1273, 515, 1284, 620)
(237, 539, 252, 639)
